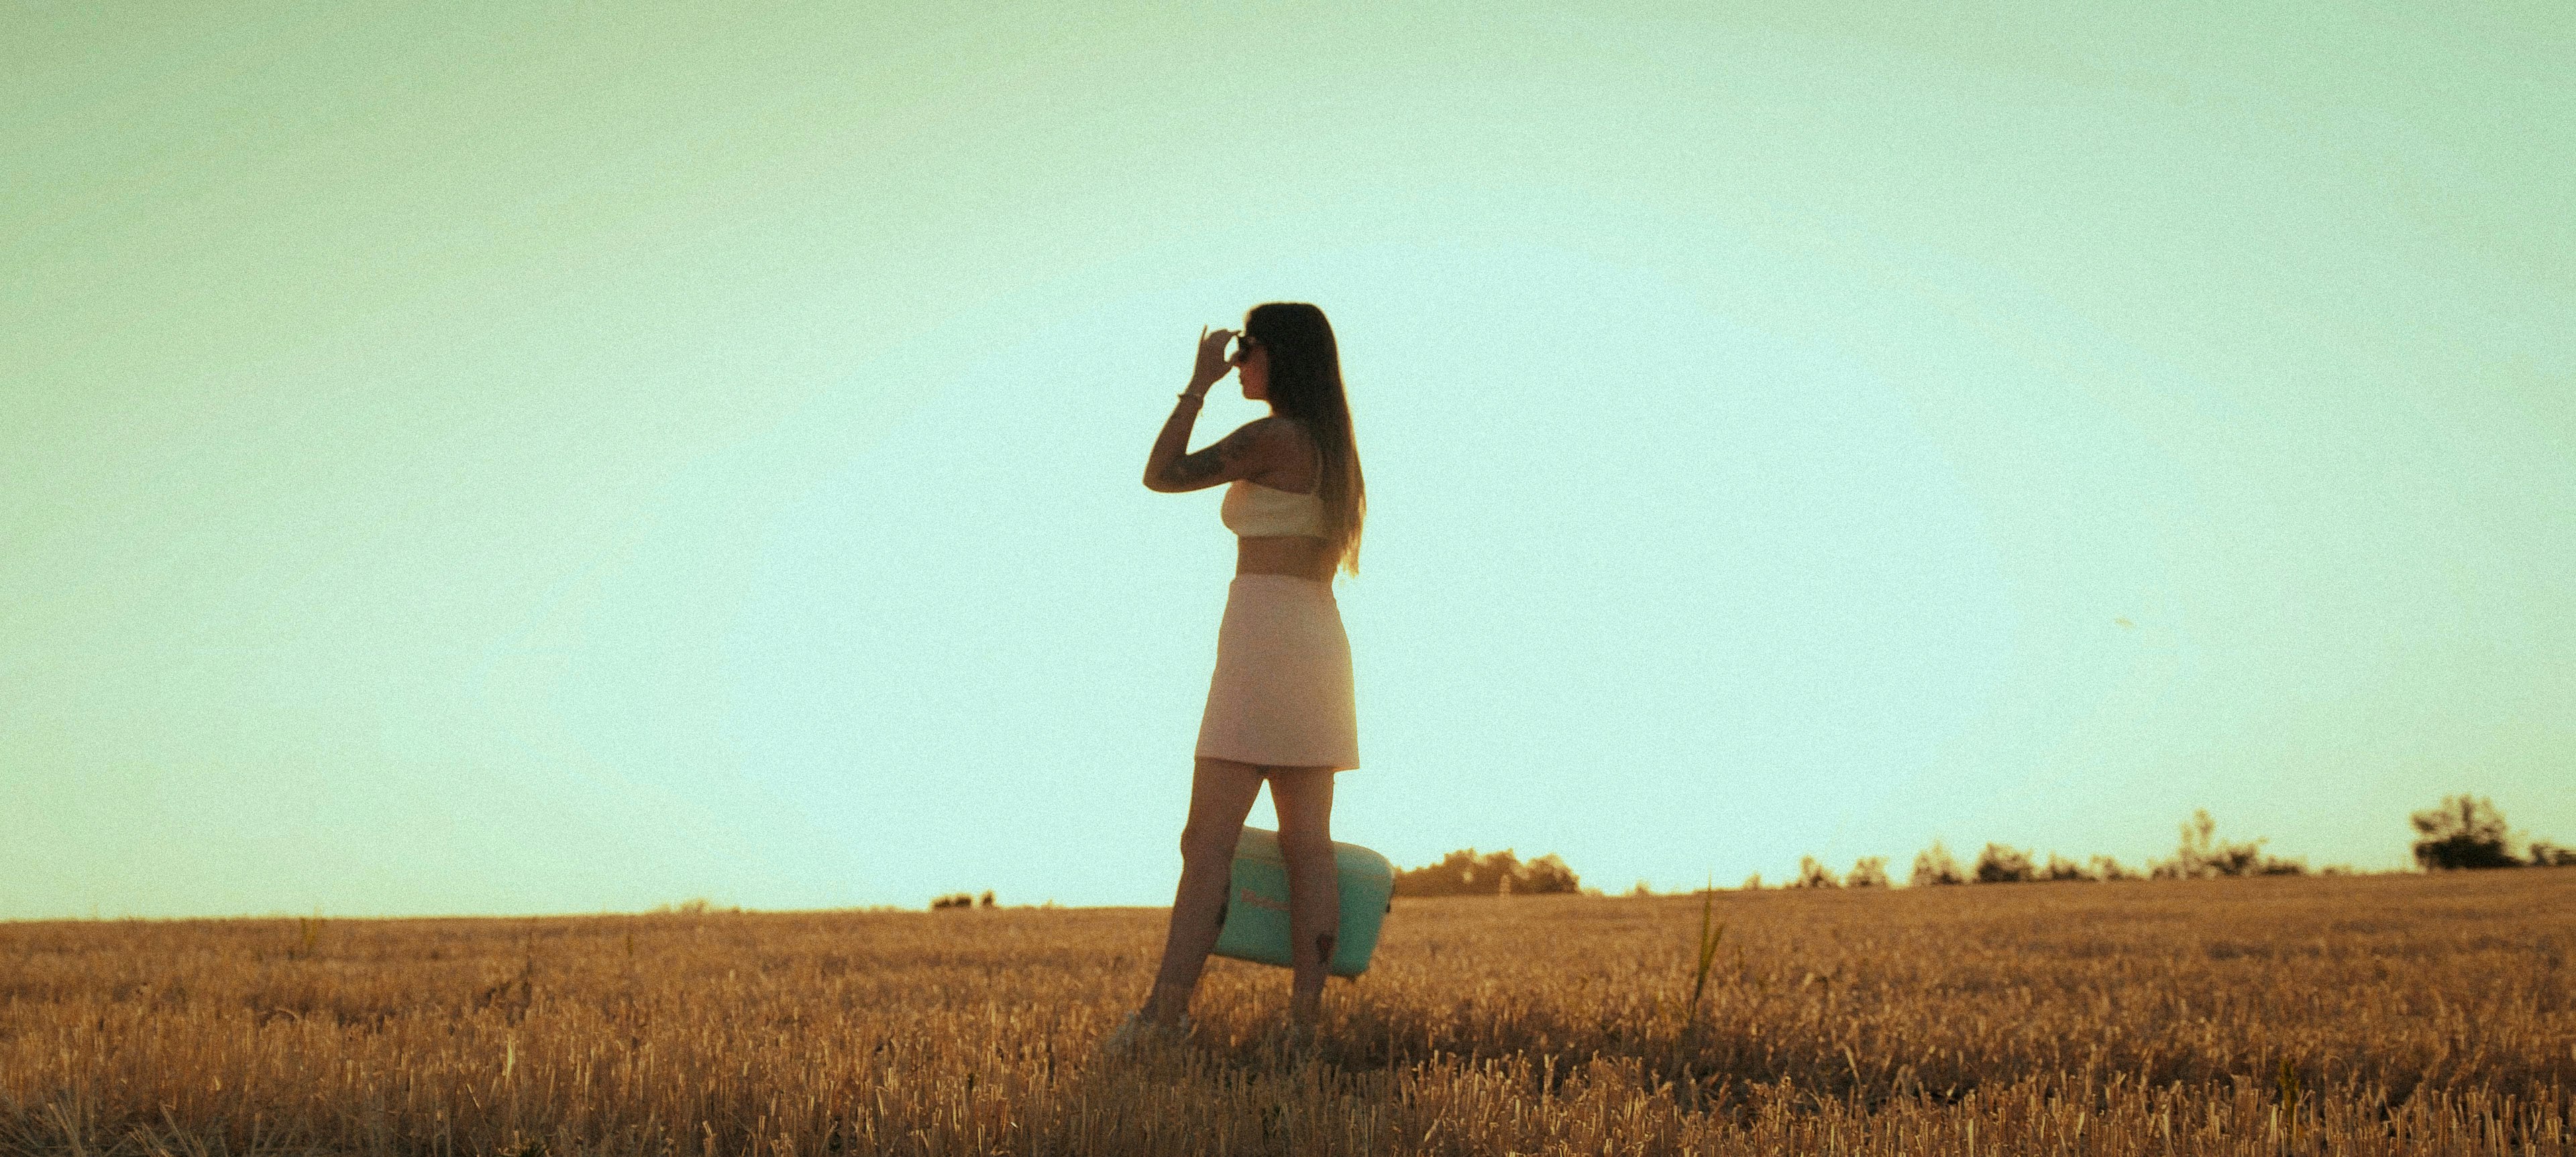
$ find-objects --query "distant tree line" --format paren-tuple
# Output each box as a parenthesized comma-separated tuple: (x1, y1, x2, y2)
(929, 890, 996, 910)
(2410, 795, 2573, 869)
(647, 897, 743, 915)
(1317, 794, 2571, 907)
(1780, 795, 2571, 891)
(1882, 809, 2314, 889)
(1393, 848, 1582, 897)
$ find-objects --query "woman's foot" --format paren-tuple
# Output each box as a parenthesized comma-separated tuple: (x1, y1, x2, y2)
(1097, 1011, 1190, 1058)
(1265, 1017, 1321, 1069)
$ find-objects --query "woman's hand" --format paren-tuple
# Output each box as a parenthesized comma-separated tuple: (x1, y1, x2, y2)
(1187, 325, 1236, 395)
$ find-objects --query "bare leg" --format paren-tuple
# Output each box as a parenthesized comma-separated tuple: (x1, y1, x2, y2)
(1268, 764, 1340, 1027)
(1140, 756, 1265, 1026)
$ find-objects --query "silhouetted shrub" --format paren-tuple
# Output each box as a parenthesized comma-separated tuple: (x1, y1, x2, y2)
(929, 893, 977, 910)
(2153, 809, 2301, 878)
(1792, 856, 1839, 888)
(1517, 854, 1581, 895)
(1395, 849, 1505, 897)
(2088, 855, 2136, 881)
(2530, 841, 2576, 868)
(1910, 841, 1966, 886)
(1975, 844, 2036, 883)
(2410, 795, 2520, 870)
(2039, 853, 2092, 882)
(1394, 848, 1582, 897)
(1846, 856, 1890, 888)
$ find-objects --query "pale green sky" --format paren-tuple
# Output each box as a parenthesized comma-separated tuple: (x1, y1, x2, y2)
(6, 3, 2571, 917)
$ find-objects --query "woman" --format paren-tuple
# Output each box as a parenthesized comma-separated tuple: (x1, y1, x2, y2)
(1110, 301, 1366, 1050)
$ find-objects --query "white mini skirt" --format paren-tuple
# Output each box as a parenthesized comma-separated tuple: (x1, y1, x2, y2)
(1195, 574, 1360, 771)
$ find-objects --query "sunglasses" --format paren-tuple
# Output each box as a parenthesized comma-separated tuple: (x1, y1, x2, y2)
(1228, 332, 1262, 361)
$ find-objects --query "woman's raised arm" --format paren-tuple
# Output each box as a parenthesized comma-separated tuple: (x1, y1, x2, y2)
(1143, 326, 1275, 492)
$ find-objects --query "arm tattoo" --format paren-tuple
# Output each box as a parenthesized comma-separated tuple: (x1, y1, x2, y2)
(1167, 438, 1235, 485)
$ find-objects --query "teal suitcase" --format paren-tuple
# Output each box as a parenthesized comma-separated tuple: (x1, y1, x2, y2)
(1211, 826, 1395, 977)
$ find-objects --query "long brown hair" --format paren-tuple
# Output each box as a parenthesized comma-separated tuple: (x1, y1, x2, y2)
(1246, 301, 1365, 576)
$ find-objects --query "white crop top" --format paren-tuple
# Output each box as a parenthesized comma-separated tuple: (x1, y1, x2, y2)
(1220, 421, 1326, 538)
(1221, 478, 1326, 538)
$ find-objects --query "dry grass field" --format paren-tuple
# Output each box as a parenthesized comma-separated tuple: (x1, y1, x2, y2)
(4, 870, 2569, 1156)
